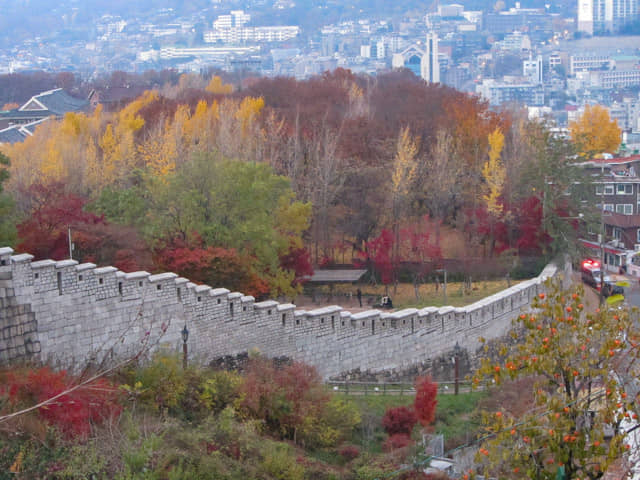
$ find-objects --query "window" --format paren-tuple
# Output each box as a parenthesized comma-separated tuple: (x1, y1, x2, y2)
(615, 204, 633, 215)
(636, 228, 640, 243)
(603, 204, 614, 212)
(604, 184, 614, 195)
(617, 184, 633, 195)
(595, 185, 604, 195)
(614, 227, 622, 240)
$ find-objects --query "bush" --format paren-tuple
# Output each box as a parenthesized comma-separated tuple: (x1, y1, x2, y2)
(338, 445, 360, 461)
(382, 406, 417, 436)
(2, 367, 122, 440)
(134, 353, 186, 413)
(199, 370, 242, 415)
(382, 433, 413, 451)
(258, 443, 305, 480)
(238, 357, 339, 447)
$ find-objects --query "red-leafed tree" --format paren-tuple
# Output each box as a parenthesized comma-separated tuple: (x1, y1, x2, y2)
(414, 376, 438, 428)
(154, 237, 269, 298)
(358, 229, 394, 285)
(16, 182, 105, 260)
(513, 195, 551, 256)
(16, 182, 152, 269)
(279, 244, 314, 285)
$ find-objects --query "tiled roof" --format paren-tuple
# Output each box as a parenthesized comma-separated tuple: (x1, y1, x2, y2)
(307, 269, 367, 283)
(33, 89, 88, 115)
(0, 126, 27, 144)
(0, 109, 54, 120)
(20, 118, 48, 135)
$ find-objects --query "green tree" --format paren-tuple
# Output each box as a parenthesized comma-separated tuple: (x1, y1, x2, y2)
(517, 123, 593, 258)
(144, 153, 311, 297)
(473, 280, 636, 479)
(0, 151, 17, 246)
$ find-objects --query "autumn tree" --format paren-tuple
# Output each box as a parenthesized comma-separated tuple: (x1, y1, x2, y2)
(482, 128, 505, 218)
(480, 128, 506, 255)
(473, 280, 637, 479)
(390, 127, 419, 288)
(205, 75, 233, 95)
(414, 376, 438, 428)
(570, 104, 621, 159)
(417, 129, 461, 246)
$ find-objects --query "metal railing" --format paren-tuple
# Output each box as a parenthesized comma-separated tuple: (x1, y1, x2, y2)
(326, 380, 480, 396)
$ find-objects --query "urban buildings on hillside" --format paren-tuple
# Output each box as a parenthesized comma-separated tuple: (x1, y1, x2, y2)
(578, 0, 639, 35)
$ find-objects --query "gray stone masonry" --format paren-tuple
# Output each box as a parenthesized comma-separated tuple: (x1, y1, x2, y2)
(0, 246, 557, 377)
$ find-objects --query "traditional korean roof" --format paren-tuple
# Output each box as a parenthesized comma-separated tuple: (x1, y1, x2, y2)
(19, 88, 88, 115)
(306, 269, 367, 283)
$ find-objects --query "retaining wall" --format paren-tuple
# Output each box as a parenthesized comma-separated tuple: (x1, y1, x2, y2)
(0, 247, 557, 378)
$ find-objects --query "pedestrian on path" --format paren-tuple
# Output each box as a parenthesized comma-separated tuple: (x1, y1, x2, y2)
(356, 288, 362, 307)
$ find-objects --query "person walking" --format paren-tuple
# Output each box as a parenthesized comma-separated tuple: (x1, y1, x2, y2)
(356, 288, 362, 307)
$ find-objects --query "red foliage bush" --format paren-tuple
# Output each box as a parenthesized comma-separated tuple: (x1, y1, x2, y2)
(3, 367, 123, 439)
(414, 376, 438, 427)
(383, 433, 413, 451)
(153, 236, 270, 298)
(382, 406, 417, 436)
(237, 358, 328, 442)
(338, 444, 360, 461)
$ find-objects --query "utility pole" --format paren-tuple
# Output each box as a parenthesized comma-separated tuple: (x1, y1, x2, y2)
(68, 226, 73, 260)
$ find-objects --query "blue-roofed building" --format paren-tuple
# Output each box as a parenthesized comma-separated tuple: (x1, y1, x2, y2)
(0, 88, 88, 144)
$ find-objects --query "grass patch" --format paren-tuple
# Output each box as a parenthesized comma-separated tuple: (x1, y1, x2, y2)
(313, 279, 521, 309)
(435, 391, 486, 451)
(340, 391, 486, 455)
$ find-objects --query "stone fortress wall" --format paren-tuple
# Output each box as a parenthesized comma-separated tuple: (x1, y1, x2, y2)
(0, 246, 557, 378)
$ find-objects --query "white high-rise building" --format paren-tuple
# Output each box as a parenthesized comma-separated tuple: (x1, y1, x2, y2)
(578, 0, 639, 34)
(422, 32, 440, 84)
(523, 55, 543, 85)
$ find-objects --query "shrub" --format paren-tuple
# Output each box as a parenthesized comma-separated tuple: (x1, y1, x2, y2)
(259, 443, 305, 480)
(135, 353, 186, 412)
(238, 357, 339, 447)
(382, 406, 417, 436)
(382, 433, 413, 452)
(3, 367, 122, 440)
(338, 445, 360, 461)
(199, 370, 242, 414)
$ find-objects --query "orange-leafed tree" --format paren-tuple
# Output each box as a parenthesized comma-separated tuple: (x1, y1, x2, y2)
(569, 104, 621, 158)
(472, 280, 637, 479)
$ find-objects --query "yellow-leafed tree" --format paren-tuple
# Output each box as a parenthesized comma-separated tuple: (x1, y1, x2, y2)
(482, 128, 506, 217)
(390, 126, 419, 289)
(205, 75, 233, 95)
(569, 104, 621, 158)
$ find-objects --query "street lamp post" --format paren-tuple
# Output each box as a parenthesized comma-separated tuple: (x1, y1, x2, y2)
(181, 324, 189, 369)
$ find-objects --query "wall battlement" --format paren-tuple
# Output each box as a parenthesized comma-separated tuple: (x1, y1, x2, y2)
(0, 246, 557, 377)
